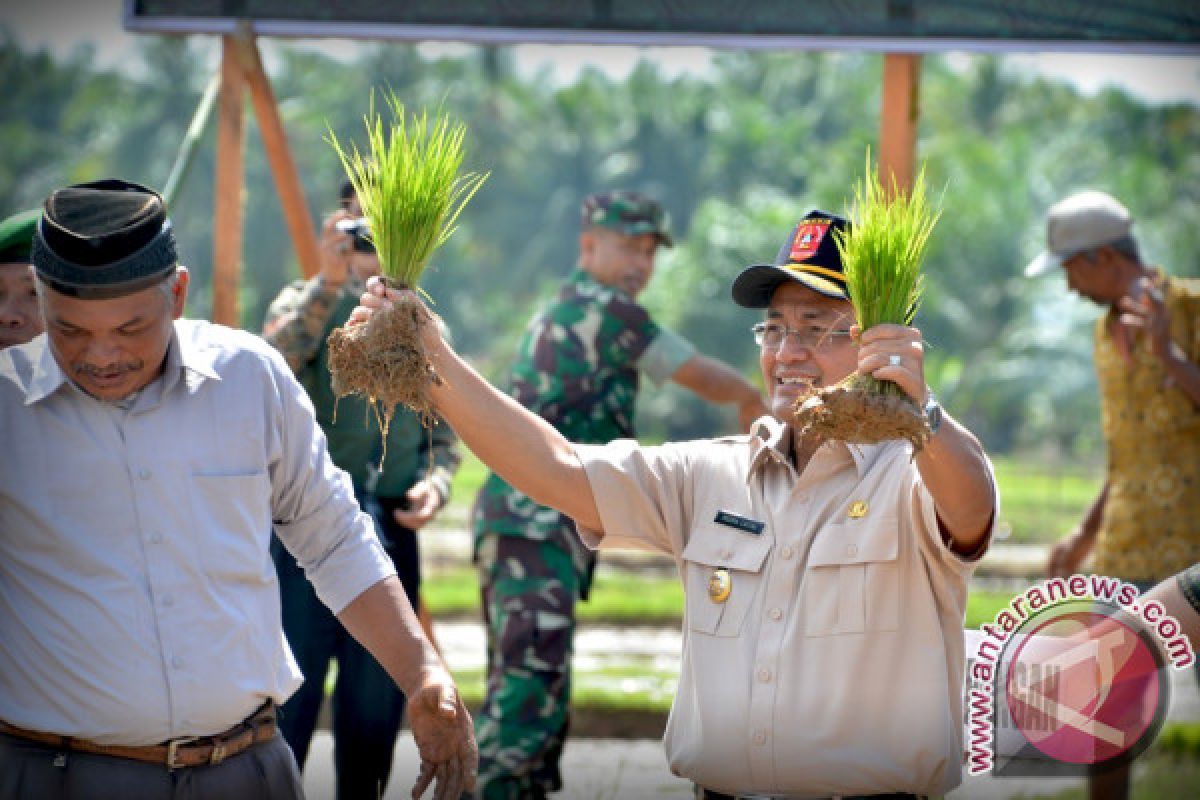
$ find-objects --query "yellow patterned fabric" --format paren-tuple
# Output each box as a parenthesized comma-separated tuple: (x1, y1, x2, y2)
(1092, 272, 1200, 581)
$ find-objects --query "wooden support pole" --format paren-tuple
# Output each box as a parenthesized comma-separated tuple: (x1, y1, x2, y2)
(879, 52, 921, 197)
(234, 30, 322, 279)
(212, 36, 245, 328)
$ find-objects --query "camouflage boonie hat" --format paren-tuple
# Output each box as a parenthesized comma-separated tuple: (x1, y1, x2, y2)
(580, 191, 673, 247)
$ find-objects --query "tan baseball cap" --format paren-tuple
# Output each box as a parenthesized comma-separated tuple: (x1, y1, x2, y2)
(1025, 190, 1133, 277)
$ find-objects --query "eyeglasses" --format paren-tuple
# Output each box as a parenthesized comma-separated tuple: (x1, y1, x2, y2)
(752, 322, 854, 351)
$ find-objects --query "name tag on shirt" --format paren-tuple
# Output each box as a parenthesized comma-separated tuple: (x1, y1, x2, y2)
(713, 510, 765, 535)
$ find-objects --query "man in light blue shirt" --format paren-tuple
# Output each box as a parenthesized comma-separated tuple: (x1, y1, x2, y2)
(0, 179, 476, 800)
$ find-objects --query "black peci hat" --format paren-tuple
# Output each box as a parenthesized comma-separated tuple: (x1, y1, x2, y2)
(32, 179, 178, 298)
(731, 210, 850, 308)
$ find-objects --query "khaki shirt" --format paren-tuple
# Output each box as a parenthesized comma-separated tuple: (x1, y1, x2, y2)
(575, 418, 996, 798)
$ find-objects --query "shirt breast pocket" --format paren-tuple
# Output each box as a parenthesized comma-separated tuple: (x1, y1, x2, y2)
(681, 524, 772, 638)
(803, 515, 900, 637)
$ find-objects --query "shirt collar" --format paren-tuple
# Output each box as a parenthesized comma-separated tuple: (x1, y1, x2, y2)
(22, 322, 220, 406)
(744, 415, 884, 483)
(173, 322, 221, 392)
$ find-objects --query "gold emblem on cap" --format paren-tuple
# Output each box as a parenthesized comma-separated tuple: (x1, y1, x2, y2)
(848, 500, 869, 519)
(708, 568, 732, 604)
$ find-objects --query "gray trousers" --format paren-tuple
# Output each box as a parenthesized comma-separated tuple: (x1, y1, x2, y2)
(0, 732, 304, 800)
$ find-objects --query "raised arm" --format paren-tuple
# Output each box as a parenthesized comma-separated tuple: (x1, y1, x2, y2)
(857, 323, 996, 556)
(352, 278, 605, 533)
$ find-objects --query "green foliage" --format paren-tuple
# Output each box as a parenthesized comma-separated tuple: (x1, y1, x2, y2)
(1155, 722, 1200, 759)
(3, 37, 1198, 454)
(991, 455, 1103, 543)
(329, 91, 488, 286)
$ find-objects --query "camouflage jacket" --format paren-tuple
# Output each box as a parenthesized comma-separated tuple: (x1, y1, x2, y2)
(263, 275, 459, 502)
(473, 269, 671, 580)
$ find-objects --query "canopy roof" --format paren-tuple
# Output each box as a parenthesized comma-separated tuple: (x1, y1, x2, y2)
(127, 0, 1199, 53)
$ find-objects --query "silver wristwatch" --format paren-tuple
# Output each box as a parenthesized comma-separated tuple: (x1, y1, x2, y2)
(923, 391, 943, 436)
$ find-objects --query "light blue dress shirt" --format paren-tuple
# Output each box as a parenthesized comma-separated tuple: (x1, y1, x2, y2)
(0, 319, 395, 745)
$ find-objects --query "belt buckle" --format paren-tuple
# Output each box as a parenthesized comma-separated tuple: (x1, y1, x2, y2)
(165, 735, 200, 770)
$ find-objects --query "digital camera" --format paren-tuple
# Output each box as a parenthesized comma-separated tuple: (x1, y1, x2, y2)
(335, 217, 375, 254)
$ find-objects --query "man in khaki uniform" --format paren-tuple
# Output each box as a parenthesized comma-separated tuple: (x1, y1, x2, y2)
(352, 210, 998, 798)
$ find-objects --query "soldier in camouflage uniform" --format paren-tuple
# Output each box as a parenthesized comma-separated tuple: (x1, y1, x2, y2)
(472, 191, 767, 799)
(262, 182, 461, 800)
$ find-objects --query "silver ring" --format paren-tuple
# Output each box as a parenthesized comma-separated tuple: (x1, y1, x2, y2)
(888, 354, 902, 367)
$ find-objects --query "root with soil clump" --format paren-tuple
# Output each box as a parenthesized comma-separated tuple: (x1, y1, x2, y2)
(793, 378, 930, 451)
(327, 290, 441, 436)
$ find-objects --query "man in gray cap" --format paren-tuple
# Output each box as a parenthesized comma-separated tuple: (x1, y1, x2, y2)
(0, 209, 42, 349)
(0, 179, 476, 800)
(353, 209, 998, 799)
(1028, 189, 1200, 800)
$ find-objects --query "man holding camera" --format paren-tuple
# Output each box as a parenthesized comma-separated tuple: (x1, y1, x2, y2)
(263, 180, 461, 799)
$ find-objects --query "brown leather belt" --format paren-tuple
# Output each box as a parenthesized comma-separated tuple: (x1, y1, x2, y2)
(0, 701, 276, 770)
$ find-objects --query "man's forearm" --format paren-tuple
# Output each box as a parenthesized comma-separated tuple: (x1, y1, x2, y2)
(671, 353, 757, 405)
(915, 412, 996, 555)
(428, 341, 604, 532)
(337, 575, 444, 696)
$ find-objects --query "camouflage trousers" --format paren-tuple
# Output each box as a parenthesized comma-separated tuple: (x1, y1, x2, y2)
(473, 535, 586, 800)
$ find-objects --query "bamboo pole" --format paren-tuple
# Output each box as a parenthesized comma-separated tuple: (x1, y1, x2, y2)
(234, 29, 322, 279)
(212, 37, 245, 327)
(879, 53, 921, 198)
(162, 72, 220, 208)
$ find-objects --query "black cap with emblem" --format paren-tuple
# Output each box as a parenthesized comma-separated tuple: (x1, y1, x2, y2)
(32, 179, 178, 298)
(731, 209, 851, 308)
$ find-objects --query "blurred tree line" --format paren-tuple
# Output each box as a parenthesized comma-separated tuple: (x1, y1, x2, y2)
(2, 32, 1197, 458)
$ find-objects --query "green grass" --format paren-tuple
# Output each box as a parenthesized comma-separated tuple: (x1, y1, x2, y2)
(447, 450, 488, 508)
(423, 565, 684, 626)
(451, 662, 678, 713)
(990, 454, 1103, 544)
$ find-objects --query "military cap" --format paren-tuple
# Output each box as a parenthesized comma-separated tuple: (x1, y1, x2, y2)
(32, 179, 178, 298)
(0, 209, 39, 265)
(581, 191, 673, 247)
(731, 210, 851, 308)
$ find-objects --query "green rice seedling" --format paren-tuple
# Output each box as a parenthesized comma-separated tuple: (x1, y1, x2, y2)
(328, 90, 487, 289)
(326, 91, 488, 442)
(794, 152, 942, 448)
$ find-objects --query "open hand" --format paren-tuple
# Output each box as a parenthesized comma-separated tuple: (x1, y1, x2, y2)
(407, 669, 478, 800)
(1117, 277, 1172, 361)
(394, 479, 443, 530)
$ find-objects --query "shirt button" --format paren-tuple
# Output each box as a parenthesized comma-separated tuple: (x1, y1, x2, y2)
(796, 491, 809, 503)
(149, 531, 163, 544)
(780, 546, 794, 560)
(171, 656, 184, 669)
(846, 543, 859, 557)
(138, 468, 151, 480)
(719, 549, 733, 560)
(752, 730, 767, 745)
(162, 594, 174, 607)
(758, 668, 772, 683)
(769, 608, 783, 621)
